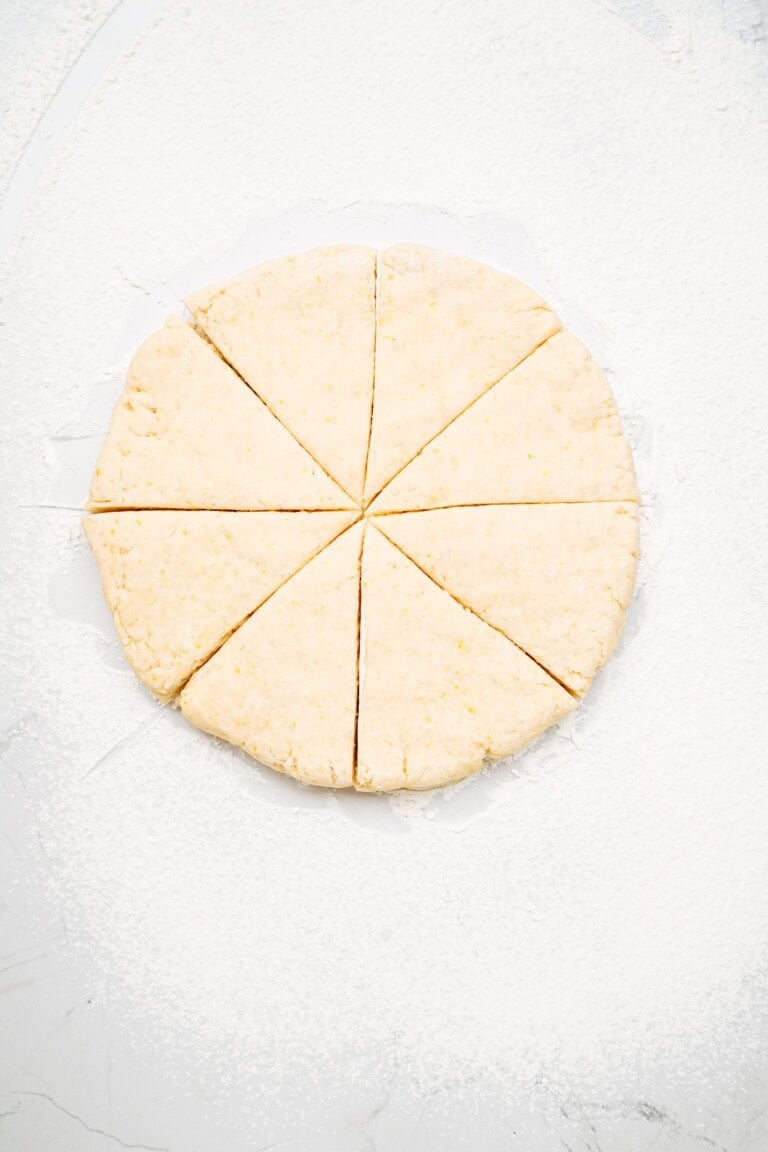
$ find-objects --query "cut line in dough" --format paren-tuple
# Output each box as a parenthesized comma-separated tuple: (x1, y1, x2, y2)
(89, 317, 354, 512)
(188, 317, 364, 506)
(364, 325, 559, 509)
(359, 251, 379, 503)
(187, 245, 376, 504)
(369, 499, 641, 515)
(181, 523, 363, 788)
(86, 243, 638, 791)
(375, 503, 639, 696)
(368, 329, 637, 514)
(363, 243, 562, 504)
(85, 510, 357, 701)
(374, 524, 577, 698)
(89, 506, 363, 515)
(356, 526, 576, 791)
(351, 521, 366, 784)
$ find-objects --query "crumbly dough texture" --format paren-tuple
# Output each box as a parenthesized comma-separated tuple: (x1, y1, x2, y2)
(364, 244, 561, 503)
(375, 503, 639, 696)
(89, 317, 353, 511)
(187, 246, 376, 503)
(357, 527, 576, 791)
(86, 243, 639, 791)
(368, 330, 636, 513)
(180, 525, 363, 788)
(84, 510, 355, 701)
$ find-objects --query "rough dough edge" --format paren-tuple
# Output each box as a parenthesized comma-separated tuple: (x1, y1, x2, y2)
(363, 322, 562, 510)
(83, 509, 363, 706)
(373, 502, 640, 700)
(86, 243, 640, 792)
(353, 523, 579, 793)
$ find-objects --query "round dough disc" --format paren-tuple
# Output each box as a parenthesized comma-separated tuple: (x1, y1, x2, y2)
(86, 244, 638, 791)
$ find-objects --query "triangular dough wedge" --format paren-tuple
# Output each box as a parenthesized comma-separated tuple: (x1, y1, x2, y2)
(356, 528, 575, 791)
(187, 246, 376, 503)
(89, 317, 353, 511)
(181, 523, 363, 788)
(363, 244, 561, 503)
(376, 503, 638, 696)
(85, 510, 355, 701)
(369, 330, 637, 513)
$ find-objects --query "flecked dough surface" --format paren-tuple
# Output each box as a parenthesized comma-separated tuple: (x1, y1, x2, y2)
(86, 243, 638, 791)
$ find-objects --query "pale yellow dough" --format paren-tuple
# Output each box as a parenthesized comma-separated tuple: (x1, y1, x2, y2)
(187, 246, 375, 503)
(181, 524, 363, 788)
(368, 330, 637, 513)
(89, 317, 353, 511)
(87, 244, 639, 792)
(364, 244, 561, 503)
(85, 510, 355, 701)
(356, 527, 576, 791)
(375, 503, 639, 696)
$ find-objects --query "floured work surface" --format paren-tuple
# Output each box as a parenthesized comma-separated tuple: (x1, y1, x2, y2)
(86, 243, 639, 790)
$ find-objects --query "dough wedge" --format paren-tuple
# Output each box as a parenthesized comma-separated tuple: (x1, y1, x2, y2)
(181, 523, 363, 788)
(356, 527, 575, 791)
(89, 317, 353, 511)
(187, 246, 376, 503)
(375, 503, 638, 696)
(85, 510, 356, 701)
(363, 244, 561, 503)
(368, 330, 636, 513)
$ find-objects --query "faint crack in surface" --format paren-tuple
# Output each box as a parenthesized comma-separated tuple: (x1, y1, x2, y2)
(6, 1092, 170, 1152)
(17, 503, 84, 512)
(540, 1086, 732, 1152)
(353, 1083, 393, 1151)
(0, 0, 157, 247)
(623, 1099, 729, 1152)
(0, 949, 53, 979)
(82, 710, 167, 780)
(252, 1135, 304, 1152)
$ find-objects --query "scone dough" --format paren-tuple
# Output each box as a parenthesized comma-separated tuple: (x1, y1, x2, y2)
(187, 246, 376, 503)
(368, 330, 637, 513)
(364, 243, 561, 502)
(375, 503, 639, 696)
(181, 524, 363, 788)
(356, 527, 576, 791)
(85, 510, 355, 701)
(86, 244, 639, 791)
(89, 317, 353, 511)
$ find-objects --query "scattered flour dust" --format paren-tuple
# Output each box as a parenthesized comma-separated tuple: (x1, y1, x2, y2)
(2, 0, 766, 1133)
(33, 213, 768, 1129)
(37, 694, 768, 1119)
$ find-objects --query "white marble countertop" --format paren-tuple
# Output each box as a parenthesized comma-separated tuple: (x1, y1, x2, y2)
(2, 2, 768, 1149)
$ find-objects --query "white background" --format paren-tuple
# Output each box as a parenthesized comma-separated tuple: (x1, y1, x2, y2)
(1, 1, 768, 1149)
